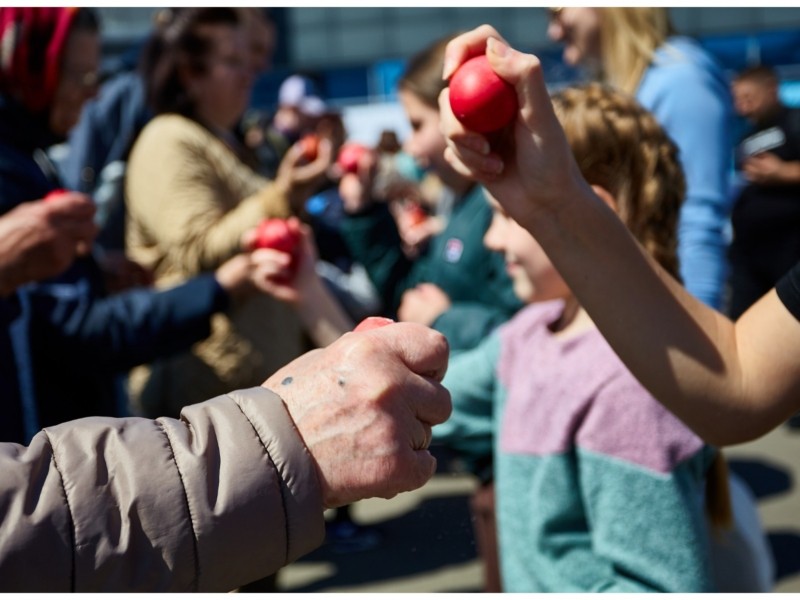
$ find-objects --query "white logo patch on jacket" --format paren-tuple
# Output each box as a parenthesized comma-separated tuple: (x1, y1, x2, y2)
(444, 238, 464, 263)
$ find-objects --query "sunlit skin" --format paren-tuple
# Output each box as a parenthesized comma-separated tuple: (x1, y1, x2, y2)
(50, 29, 100, 136)
(731, 78, 780, 125)
(185, 24, 254, 132)
(546, 7, 603, 74)
(398, 88, 472, 195)
(483, 196, 571, 305)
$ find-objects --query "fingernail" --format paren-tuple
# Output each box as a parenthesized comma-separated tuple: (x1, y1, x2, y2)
(488, 37, 510, 58)
(466, 136, 490, 155)
(485, 156, 504, 174)
(442, 54, 456, 80)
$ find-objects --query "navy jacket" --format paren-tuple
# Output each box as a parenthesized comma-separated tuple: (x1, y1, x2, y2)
(0, 96, 227, 443)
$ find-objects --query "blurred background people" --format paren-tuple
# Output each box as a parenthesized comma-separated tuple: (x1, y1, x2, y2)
(245, 73, 327, 179)
(0, 7, 268, 445)
(339, 35, 523, 350)
(727, 65, 800, 320)
(336, 34, 523, 591)
(124, 8, 331, 423)
(547, 7, 734, 310)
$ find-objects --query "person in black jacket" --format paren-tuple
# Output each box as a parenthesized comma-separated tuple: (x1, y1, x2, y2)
(728, 65, 800, 319)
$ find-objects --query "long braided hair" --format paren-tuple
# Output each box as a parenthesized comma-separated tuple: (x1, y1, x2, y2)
(552, 83, 685, 280)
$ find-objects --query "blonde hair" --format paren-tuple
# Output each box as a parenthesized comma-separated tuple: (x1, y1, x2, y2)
(599, 8, 673, 94)
(551, 83, 684, 279)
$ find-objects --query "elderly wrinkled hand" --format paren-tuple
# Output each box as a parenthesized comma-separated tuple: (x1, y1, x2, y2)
(263, 321, 451, 508)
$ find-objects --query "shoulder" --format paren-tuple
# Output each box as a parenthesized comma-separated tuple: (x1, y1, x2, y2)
(577, 366, 706, 474)
(640, 37, 728, 103)
(129, 115, 214, 167)
(136, 114, 208, 146)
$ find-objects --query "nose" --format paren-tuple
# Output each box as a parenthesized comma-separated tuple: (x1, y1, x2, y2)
(483, 214, 505, 252)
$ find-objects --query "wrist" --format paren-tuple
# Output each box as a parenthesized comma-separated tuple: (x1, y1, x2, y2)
(215, 254, 254, 304)
(520, 169, 594, 234)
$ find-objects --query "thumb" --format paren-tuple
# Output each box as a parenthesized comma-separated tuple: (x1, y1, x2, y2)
(485, 37, 557, 129)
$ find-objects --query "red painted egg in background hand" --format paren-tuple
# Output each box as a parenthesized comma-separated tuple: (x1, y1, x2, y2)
(337, 142, 368, 174)
(252, 218, 301, 255)
(448, 55, 518, 133)
(299, 134, 320, 162)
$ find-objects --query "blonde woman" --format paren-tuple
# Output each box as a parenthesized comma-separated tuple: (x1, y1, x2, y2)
(547, 8, 733, 311)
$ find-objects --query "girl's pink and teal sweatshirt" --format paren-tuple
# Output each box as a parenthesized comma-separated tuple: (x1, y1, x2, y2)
(435, 300, 717, 592)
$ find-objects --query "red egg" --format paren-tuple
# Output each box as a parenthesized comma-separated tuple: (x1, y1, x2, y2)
(251, 218, 302, 281)
(353, 316, 395, 332)
(337, 142, 368, 174)
(406, 203, 428, 227)
(448, 55, 518, 133)
(299, 134, 320, 162)
(252, 218, 301, 254)
(43, 189, 69, 202)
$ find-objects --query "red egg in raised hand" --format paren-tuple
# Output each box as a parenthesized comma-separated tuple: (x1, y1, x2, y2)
(253, 218, 301, 254)
(251, 218, 303, 281)
(337, 142, 369, 174)
(299, 134, 320, 162)
(449, 55, 518, 133)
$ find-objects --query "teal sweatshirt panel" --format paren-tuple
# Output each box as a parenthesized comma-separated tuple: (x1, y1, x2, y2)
(432, 331, 501, 462)
(498, 447, 716, 593)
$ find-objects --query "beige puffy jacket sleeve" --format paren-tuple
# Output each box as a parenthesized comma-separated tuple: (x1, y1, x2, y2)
(0, 387, 324, 592)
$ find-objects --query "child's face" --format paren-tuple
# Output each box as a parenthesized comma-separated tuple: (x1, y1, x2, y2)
(398, 89, 450, 177)
(483, 197, 570, 304)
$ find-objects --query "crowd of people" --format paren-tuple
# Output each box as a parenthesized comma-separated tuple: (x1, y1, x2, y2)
(1, 6, 798, 593)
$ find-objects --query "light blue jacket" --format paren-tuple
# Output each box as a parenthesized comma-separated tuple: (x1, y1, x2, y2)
(637, 36, 734, 309)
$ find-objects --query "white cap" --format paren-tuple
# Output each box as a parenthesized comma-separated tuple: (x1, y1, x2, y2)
(278, 75, 327, 117)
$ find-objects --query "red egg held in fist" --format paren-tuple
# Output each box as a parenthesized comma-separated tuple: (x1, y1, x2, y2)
(253, 218, 301, 255)
(449, 55, 518, 133)
(43, 189, 69, 202)
(353, 316, 395, 332)
(337, 142, 368, 174)
(299, 134, 319, 161)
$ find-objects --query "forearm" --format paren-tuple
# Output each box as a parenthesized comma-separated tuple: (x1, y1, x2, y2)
(521, 182, 758, 445)
(38, 274, 226, 371)
(295, 277, 354, 347)
(188, 182, 292, 271)
(0, 387, 324, 592)
(777, 160, 800, 184)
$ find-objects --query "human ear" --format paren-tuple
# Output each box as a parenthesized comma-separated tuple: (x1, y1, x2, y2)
(590, 184, 618, 214)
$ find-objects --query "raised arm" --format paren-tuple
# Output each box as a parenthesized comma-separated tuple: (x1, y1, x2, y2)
(438, 27, 800, 446)
(245, 219, 354, 347)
